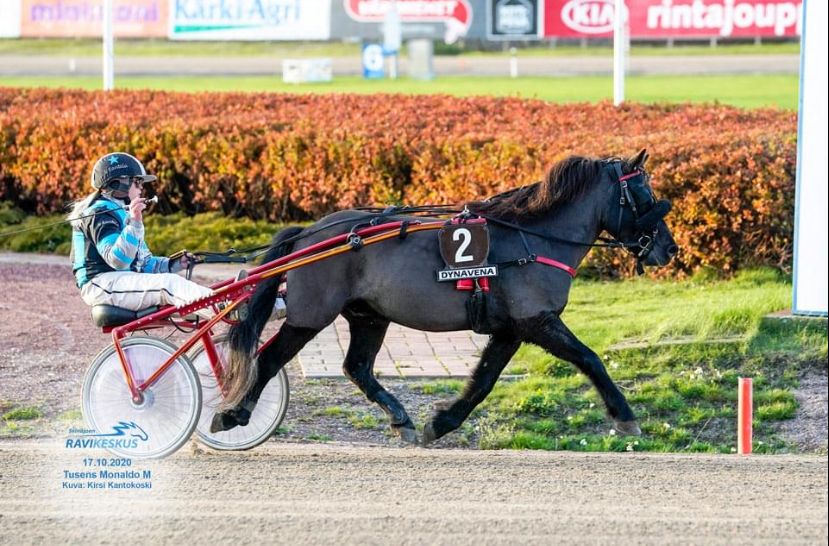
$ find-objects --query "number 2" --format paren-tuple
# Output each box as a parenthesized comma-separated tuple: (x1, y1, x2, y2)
(453, 228, 473, 263)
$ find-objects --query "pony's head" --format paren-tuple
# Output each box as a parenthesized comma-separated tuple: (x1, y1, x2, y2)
(602, 149, 678, 270)
(468, 150, 678, 272)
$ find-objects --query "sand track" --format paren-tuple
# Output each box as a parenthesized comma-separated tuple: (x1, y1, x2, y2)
(0, 441, 825, 545)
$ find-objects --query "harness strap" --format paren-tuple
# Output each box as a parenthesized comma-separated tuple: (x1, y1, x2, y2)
(398, 221, 410, 239)
(496, 254, 576, 278)
(612, 162, 627, 235)
(535, 256, 577, 277)
(474, 213, 627, 249)
(518, 230, 532, 255)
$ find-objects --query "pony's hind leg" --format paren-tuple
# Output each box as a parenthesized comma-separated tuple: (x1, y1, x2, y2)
(342, 313, 417, 444)
(523, 312, 640, 435)
(210, 323, 319, 433)
(422, 331, 521, 445)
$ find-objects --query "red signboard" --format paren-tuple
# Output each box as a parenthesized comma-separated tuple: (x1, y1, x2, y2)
(344, 0, 472, 42)
(21, 0, 167, 38)
(544, 0, 802, 38)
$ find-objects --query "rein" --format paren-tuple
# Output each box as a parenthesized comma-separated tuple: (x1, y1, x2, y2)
(192, 162, 665, 278)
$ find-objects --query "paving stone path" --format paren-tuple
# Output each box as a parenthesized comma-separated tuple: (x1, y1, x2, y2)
(298, 318, 489, 378)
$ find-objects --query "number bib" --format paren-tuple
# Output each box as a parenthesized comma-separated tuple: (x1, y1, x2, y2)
(436, 223, 498, 282)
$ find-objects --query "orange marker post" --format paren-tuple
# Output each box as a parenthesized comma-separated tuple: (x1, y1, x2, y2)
(737, 377, 753, 455)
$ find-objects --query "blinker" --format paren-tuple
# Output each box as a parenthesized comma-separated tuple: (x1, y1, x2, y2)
(634, 199, 672, 231)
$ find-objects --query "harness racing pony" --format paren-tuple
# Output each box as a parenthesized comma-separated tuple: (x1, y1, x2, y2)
(212, 150, 678, 445)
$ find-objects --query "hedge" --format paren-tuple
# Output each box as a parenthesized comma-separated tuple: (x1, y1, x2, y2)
(0, 87, 797, 275)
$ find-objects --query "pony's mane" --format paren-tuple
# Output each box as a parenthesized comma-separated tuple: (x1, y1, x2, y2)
(467, 155, 611, 221)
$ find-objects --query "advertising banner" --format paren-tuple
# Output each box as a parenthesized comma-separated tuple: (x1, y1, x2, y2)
(0, 0, 22, 37)
(487, 0, 541, 39)
(343, 0, 473, 44)
(544, 0, 802, 39)
(20, 0, 167, 37)
(170, 0, 330, 40)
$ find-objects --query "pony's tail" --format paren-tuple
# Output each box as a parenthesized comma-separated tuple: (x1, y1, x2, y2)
(221, 225, 305, 409)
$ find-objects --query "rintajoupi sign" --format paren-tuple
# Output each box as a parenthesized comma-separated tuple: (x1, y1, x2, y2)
(544, 0, 802, 38)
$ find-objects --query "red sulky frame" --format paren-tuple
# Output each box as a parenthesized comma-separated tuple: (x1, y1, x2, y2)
(105, 220, 448, 404)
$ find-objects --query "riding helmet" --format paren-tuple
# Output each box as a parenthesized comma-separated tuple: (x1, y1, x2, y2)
(90, 152, 157, 195)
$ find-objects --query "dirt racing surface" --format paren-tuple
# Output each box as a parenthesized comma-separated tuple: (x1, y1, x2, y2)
(1, 259, 827, 544)
(0, 442, 826, 545)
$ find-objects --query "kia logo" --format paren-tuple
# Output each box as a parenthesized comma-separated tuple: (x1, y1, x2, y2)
(561, 0, 625, 34)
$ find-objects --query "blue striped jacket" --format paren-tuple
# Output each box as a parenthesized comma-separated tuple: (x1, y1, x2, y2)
(70, 196, 169, 288)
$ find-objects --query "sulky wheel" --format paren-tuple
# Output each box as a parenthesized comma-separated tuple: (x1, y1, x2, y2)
(190, 335, 289, 451)
(81, 336, 201, 459)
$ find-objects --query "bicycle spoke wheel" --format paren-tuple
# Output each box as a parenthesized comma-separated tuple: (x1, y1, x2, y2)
(81, 336, 201, 459)
(191, 335, 289, 451)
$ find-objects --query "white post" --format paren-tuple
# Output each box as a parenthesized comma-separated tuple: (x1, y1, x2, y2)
(383, 0, 402, 80)
(509, 47, 518, 78)
(389, 55, 398, 79)
(792, 0, 828, 316)
(102, 0, 114, 91)
(613, 0, 625, 106)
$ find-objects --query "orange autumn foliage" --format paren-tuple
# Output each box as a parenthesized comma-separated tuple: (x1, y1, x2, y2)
(0, 88, 796, 276)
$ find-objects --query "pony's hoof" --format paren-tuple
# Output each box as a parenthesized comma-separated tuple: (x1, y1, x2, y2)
(210, 412, 238, 433)
(211, 407, 251, 433)
(396, 426, 418, 445)
(614, 420, 642, 436)
(421, 423, 436, 446)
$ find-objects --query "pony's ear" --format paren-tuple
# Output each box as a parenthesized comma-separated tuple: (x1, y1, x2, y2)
(628, 149, 649, 171)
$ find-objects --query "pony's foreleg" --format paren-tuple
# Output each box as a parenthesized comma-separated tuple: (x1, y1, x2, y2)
(421, 332, 521, 445)
(210, 323, 319, 433)
(525, 312, 640, 435)
(343, 317, 417, 444)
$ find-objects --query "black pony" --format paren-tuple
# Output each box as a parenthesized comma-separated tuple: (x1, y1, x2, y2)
(212, 150, 678, 445)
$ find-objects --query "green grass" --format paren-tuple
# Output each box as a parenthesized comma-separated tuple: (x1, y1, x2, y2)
(318, 406, 348, 417)
(0, 38, 799, 57)
(2, 406, 43, 421)
(305, 432, 333, 442)
(411, 380, 464, 395)
(314, 405, 381, 430)
(0, 74, 798, 109)
(477, 269, 827, 454)
(58, 409, 83, 421)
(0, 206, 284, 257)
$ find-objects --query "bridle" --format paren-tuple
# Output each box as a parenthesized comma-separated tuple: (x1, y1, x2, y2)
(607, 161, 672, 274)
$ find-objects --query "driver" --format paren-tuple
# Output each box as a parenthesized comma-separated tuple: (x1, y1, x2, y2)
(68, 152, 214, 313)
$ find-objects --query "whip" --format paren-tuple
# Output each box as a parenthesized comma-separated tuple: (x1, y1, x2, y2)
(0, 196, 159, 239)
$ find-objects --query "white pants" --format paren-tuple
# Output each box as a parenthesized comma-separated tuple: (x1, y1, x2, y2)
(80, 271, 215, 311)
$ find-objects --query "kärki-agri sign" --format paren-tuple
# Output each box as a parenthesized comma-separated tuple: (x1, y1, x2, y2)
(544, 0, 802, 38)
(344, 0, 472, 43)
(171, 0, 331, 40)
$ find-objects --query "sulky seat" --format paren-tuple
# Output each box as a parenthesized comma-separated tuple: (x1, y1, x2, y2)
(91, 304, 159, 328)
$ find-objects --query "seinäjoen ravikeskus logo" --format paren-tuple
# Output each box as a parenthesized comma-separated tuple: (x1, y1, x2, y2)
(66, 421, 149, 449)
